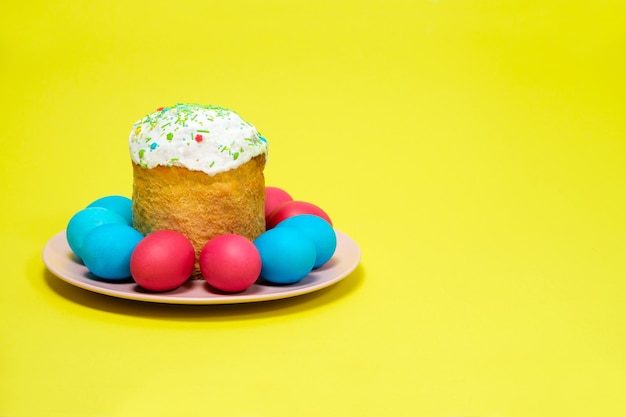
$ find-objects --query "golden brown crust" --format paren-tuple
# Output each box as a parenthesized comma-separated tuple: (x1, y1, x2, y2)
(132, 155, 266, 278)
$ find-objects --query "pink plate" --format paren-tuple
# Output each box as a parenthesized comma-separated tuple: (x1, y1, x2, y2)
(42, 230, 361, 305)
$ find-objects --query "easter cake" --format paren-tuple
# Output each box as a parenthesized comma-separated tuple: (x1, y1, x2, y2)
(128, 103, 268, 277)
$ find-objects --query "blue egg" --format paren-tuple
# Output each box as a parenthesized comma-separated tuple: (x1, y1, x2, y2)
(81, 223, 144, 280)
(87, 195, 133, 225)
(276, 214, 337, 268)
(66, 207, 127, 259)
(253, 227, 316, 284)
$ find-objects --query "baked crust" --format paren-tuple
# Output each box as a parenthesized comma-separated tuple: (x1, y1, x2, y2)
(132, 154, 266, 278)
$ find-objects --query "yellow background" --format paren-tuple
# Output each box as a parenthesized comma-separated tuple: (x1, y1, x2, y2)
(2, 1, 625, 416)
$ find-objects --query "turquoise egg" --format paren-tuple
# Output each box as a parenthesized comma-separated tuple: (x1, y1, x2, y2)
(87, 195, 133, 225)
(81, 223, 144, 280)
(253, 227, 316, 284)
(276, 214, 337, 268)
(66, 207, 127, 259)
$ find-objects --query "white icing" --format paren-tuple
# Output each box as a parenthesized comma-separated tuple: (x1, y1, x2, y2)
(128, 103, 268, 175)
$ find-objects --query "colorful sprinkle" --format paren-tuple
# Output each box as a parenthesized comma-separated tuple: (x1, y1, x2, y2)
(129, 103, 268, 174)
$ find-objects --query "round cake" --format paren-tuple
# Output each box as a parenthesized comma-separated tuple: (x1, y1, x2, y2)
(128, 103, 268, 277)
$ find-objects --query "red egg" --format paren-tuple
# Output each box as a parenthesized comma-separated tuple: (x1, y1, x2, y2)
(130, 230, 195, 292)
(266, 201, 333, 229)
(265, 186, 293, 224)
(199, 234, 262, 293)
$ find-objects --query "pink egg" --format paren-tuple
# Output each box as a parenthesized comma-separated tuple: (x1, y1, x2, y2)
(130, 230, 195, 292)
(265, 186, 293, 224)
(267, 200, 333, 229)
(199, 234, 262, 293)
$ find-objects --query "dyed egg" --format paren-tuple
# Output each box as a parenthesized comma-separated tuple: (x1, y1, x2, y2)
(81, 223, 144, 280)
(276, 214, 336, 268)
(266, 200, 333, 229)
(130, 230, 195, 292)
(264, 186, 293, 224)
(87, 195, 133, 225)
(253, 227, 316, 284)
(199, 234, 262, 293)
(66, 207, 127, 259)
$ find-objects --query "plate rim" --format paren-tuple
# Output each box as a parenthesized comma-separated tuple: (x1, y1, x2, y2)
(42, 230, 361, 305)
